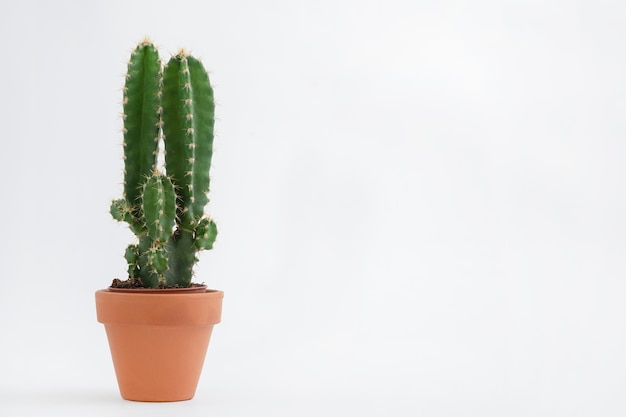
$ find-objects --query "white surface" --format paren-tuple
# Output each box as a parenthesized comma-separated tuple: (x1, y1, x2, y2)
(1, 0, 626, 415)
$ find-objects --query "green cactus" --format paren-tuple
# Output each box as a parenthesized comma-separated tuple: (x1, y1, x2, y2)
(110, 40, 218, 288)
(122, 41, 161, 208)
(142, 173, 176, 243)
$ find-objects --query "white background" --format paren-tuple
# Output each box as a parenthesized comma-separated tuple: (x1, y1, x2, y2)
(1, 0, 626, 415)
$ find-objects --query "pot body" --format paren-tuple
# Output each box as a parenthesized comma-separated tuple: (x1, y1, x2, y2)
(95, 289, 223, 402)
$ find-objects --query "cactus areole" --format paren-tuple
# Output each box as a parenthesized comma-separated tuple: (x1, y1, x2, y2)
(110, 40, 218, 288)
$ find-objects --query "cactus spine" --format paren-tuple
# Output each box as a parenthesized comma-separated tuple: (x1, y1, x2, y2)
(111, 40, 217, 288)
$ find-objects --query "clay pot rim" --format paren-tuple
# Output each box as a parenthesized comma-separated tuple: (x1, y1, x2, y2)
(106, 284, 215, 294)
(96, 288, 224, 326)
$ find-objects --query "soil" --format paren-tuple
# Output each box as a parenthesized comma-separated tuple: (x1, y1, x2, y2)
(110, 277, 205, 290)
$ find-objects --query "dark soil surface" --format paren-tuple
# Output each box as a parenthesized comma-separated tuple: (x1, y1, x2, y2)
(110, 277, 205, 290)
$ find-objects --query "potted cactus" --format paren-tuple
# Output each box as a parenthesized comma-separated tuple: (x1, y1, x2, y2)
(95, 39, 223, 402)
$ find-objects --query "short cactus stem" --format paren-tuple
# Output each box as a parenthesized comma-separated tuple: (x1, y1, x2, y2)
(124, 244, 140, 278)
(195, 218, 218, 250)
(142, 172, 176, 243)
(110, 40, 218, 288)
(147, 244, 168, 275)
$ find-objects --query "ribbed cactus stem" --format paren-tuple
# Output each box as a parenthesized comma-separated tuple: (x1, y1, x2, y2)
(147, 244, 168, 275)
(137, 236, 160, 287)
(195, 217, 218, 250)
(123, 42, 161, 206)
(111, 198, 143, 235)
(142, 172, 176, 243)
(124, 244, 140, 278)
(165, 229, 196, 285)
(162, 51, 214, 229)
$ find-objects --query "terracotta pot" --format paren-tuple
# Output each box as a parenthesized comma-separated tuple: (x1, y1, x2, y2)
(95, 288, 224, 402)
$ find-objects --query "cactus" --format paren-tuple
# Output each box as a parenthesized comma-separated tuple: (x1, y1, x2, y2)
(110, 39, 218, 288)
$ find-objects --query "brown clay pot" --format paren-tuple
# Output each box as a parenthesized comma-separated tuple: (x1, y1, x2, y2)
(95, 287, 224, 402)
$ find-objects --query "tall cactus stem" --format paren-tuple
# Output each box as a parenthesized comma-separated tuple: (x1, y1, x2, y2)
(122, 43, 161, 206)
(162, 52, 214, 229)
